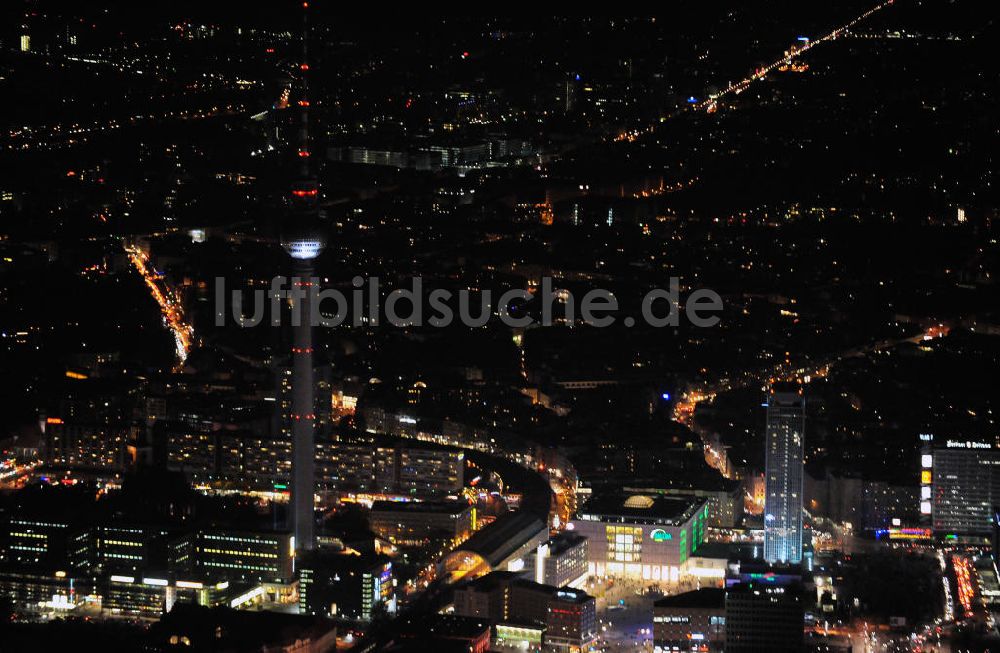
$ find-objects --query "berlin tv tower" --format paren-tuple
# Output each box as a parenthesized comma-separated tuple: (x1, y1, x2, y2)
(282, 1, 323, 554)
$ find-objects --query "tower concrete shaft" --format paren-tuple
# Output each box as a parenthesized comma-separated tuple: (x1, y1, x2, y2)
(290, 261, 316, 552)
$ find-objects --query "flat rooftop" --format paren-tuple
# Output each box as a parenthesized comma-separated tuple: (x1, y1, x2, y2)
(541, 531, 587, 556)
(654, 588, 725, 610)
(370, 500, 469, 515)
(550, 586, 594, 604)
(576, 493, 704, 525)
(423, 614, 491, 638)
(688, 541, 760, 561)
(461, 570, 521, 592)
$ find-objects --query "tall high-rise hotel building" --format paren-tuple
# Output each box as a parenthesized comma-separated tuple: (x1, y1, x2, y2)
(921, 435, 1000, 537)
(763, 384, 805, 565)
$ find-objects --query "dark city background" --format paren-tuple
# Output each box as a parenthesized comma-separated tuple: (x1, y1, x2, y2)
(0, 2, 997, 652)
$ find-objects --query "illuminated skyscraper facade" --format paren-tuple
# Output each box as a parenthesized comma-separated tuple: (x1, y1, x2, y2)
(925, 438, 1000, 536)
(763, 385, 805, 565)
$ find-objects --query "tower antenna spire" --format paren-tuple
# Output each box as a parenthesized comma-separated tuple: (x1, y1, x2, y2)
(294, 1, 316, 203)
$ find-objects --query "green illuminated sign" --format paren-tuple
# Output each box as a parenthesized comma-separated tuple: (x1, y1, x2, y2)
(650, 528, 672, 542)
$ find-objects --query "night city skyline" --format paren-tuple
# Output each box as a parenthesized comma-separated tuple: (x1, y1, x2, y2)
(1, 3, 998, 652)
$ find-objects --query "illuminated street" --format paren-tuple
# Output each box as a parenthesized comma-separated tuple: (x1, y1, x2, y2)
(124, 242, 194, 364)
